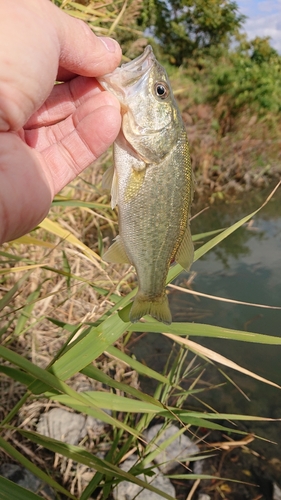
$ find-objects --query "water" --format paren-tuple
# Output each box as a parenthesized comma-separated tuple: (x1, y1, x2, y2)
(182, 187, 281, 377)
(129, 186, 281, 458)
(168, 185, 281, 454)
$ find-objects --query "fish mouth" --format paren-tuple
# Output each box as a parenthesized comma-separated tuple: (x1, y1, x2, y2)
(98, 45, 155, 103)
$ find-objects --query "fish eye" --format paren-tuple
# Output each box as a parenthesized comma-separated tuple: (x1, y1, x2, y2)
(154, 82, 169, 99)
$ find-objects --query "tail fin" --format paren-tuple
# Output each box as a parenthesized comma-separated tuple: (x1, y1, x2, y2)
(130, 293, 172, 325)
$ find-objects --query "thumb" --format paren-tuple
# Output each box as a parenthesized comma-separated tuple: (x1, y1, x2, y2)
(0, 0, 122, 132)
(55, 8, 122, 76)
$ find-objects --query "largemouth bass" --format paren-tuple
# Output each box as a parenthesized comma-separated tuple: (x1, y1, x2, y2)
(98, 45, 193, 324)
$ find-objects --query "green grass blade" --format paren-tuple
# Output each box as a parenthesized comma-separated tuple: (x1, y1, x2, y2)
(167, 474, 245, 482)
(161, 333, 281, 389)
(0, 366, 34, 386)
(52, 198, 111, 210)
(192, 228, 225, 241)
(128, 321, 281, 344)
(37, 314, 131, 384)
(0, 476, 44, 500)
(81, 365, 169, 406)
(0, 435, 76, 499)
(0, 271, 34, 311)
(14, 287, 41, 336)
(48, 391, 163, 413)
(106, 345, 173, 384)
(143, 425, 188, 466)
(18, 431, 177, 500)
(0, 345, 141, 439)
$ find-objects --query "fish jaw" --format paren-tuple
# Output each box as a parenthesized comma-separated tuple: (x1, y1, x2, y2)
(99, 45, 184, 164)
(98, 45, 155, 105)
(99, 46, 194, 325)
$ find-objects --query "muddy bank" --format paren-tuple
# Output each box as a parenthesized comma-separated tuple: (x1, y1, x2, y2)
(179, 100, 281, 201)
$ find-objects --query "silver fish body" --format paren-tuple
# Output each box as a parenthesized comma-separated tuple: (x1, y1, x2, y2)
(98, 46, 193, 324)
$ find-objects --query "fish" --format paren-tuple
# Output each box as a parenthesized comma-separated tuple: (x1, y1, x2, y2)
(98, 45, 193, 325)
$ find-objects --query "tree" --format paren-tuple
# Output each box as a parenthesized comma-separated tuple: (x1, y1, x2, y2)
(141, 0, 245, 65)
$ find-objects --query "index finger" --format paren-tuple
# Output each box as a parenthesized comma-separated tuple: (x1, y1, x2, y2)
(24, 76, 103, 129)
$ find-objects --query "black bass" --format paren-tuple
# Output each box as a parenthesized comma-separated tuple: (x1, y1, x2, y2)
(98, 45, 193, 324)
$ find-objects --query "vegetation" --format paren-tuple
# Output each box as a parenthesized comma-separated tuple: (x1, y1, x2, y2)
(139, 0, 245, 65)
(1, 1, 281, 499)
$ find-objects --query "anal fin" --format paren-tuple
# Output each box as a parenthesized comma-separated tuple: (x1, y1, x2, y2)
(103, 235, 131, 264)
(175, 225, 194, 270)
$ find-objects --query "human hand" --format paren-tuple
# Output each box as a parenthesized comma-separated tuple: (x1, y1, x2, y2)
(0, 0, 122, 244)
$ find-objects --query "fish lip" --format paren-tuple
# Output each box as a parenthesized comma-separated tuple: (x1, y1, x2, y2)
(119, 45, 154, 73)
(97, 45, 155, 103)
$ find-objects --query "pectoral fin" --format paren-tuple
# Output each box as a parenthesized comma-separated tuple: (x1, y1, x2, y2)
(103, 235, 131, 264)
(175, 225, 194, 270)
(102, 166, 118, 209)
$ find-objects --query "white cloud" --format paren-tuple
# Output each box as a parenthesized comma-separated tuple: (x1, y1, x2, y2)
(237, 0, 281, 52)
(243, 13, 281, 51)
(257, 1, 281, 13)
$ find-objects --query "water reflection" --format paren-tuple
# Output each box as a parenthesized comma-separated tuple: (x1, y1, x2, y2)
(130, 187, 281, 459)
(170, 186, 281, 441)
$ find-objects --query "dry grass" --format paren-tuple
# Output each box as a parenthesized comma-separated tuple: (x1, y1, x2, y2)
(1, 4, 281, 499)
(0, 152, 140, 495)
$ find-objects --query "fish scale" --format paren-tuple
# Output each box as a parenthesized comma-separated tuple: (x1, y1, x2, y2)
(98, 46, 193, 324)
(120, 136, 191, 295)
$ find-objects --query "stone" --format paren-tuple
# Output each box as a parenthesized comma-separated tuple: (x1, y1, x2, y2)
(0, 464, 55, 499)
(37, 408, 106, 445)
(274, 482, 281, 500)
(112, 455, 176, 500)
(144, 423, 200, 474)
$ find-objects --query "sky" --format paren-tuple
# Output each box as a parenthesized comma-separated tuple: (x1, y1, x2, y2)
(236, 0, 281, 52)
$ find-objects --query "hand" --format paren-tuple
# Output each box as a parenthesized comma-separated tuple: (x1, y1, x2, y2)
(0, 0, 122, 244)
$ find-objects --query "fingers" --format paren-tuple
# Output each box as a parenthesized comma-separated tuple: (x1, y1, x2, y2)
(25, 92, 121, 194)
(25, 89, 120, 147)
(0, 92, 121, 243)
(54, 9, 122, 76)
(25, 77, 103, 128)
(47, 0, 122, 76)
(0, 0, 60, 131)
(0, 0, 121, 132)
(0, 134, 52, 244)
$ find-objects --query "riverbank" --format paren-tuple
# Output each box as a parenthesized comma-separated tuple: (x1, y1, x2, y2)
(177, 96, 281, 202)
(1, 111, 281, 499)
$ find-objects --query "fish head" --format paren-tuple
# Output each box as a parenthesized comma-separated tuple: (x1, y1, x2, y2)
(98, 46, 183, 164)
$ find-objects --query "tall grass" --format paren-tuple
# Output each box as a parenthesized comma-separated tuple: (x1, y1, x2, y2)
(1, 152, 281, 498)
(0, 2, 281, 499)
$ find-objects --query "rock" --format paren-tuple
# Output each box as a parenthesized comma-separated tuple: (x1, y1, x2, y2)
(144, 423, 200, 474)
(37, 408, 106, 445)
(0, 463, 55, 499)
(274, 482, 281, 500)
(112, 455, 176, 500)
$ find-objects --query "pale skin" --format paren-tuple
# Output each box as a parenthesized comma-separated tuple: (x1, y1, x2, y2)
(0, 0, 122, 244)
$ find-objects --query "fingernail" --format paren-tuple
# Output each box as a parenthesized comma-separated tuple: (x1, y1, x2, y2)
(100, 36, 119, 53)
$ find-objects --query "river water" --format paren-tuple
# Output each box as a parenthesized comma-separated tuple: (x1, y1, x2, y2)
(130, 184, 281, 460)
(170, 184, 281, 453)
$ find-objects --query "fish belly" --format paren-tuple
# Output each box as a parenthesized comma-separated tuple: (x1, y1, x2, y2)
(115, 133, 192, 323)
